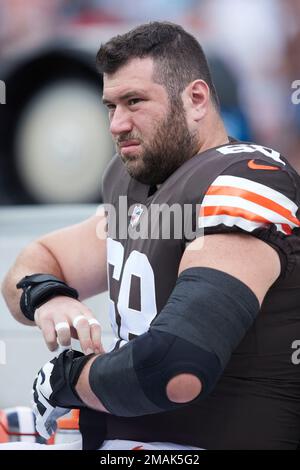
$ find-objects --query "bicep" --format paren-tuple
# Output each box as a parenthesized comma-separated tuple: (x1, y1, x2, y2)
(179, 233, 281, 306)
(37, 213, 107, 299)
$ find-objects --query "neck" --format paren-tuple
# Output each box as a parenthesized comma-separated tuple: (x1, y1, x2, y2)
(196, 110, 229, 155)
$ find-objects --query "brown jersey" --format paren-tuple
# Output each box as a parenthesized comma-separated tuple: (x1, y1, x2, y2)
(100, 140, 300, 449)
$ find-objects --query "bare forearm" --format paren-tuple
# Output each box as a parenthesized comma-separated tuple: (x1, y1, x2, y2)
(1, 241, 64, 325)
(75, 355, 109, 413)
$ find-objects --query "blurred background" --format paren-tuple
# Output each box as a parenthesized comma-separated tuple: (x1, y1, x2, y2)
(0, 0, 299, 408)
(0, 0, 299, 205)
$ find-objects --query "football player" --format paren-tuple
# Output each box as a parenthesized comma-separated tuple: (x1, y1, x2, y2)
(2, 22, 300, 450)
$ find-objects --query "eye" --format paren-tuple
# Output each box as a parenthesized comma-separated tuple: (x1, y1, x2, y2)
(106, 103, 116, 111)
(128, 98, 142, 106)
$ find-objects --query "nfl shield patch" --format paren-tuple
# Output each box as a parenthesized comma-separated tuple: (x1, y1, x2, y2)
(130, 205, 144, 227)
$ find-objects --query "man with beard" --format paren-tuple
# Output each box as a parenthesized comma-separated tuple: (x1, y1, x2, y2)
(2, 22, 300, 450)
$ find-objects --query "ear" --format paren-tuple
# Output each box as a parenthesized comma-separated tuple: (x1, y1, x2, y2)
(184, 79, 210, 121)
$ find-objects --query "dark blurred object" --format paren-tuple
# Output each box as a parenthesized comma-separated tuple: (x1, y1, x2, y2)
(0, 36, 114, 204)
(0, 1, 122, 204)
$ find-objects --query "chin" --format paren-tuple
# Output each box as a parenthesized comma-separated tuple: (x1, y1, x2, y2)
(124, 161, 143, 177)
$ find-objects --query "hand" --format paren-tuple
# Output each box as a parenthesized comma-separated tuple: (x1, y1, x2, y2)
(32, 349, 89, 439)
(32, 359, 69, 438)
(34, 296, 105, 355)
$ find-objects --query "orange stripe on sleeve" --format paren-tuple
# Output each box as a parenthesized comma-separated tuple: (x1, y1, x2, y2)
(202, 205, 271, 224)
(206, 186, 300, 227)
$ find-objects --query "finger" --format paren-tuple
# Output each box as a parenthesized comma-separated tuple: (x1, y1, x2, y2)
(41, 319, 58, 351)
(70, 326, 79, 340)
(72, 314, 93, 355)
(77, 310, 105, 354)
(88, 319, 105, 354)
(54, 320, 71, 347)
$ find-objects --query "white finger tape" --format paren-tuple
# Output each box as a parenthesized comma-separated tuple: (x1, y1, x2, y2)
(72, 315, 86, 329)
(55, 322, 70, 332)
(88, 318, 100, 327)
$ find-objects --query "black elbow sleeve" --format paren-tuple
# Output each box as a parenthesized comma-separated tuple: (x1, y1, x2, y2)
(132, 329, 222, 407)
(89, 329, 222, 416)
(89, 267, 259, 417)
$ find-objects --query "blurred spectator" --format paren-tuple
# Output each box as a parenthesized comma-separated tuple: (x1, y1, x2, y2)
(196, 0, 286, 148)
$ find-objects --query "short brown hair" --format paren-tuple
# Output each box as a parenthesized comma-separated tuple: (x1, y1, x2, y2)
(96, 21, 220, 108)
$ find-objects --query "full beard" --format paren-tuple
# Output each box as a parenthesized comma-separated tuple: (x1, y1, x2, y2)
(116, 100, 199, 186)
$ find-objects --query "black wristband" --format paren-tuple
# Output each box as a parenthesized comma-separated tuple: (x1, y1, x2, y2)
(49, 349, 94, 408)
(16, 273, 79, 322)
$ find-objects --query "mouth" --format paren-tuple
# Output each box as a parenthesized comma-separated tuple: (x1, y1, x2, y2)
(118, 140, 141, 154)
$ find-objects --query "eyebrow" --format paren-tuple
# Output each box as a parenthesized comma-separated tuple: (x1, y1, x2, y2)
(102, 91, 144, 105)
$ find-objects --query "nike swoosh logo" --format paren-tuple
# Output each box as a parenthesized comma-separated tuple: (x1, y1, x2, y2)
(248, 159, 280, 171)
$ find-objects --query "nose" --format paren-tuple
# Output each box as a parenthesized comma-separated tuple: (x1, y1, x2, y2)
(109, 106, 133, 136)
